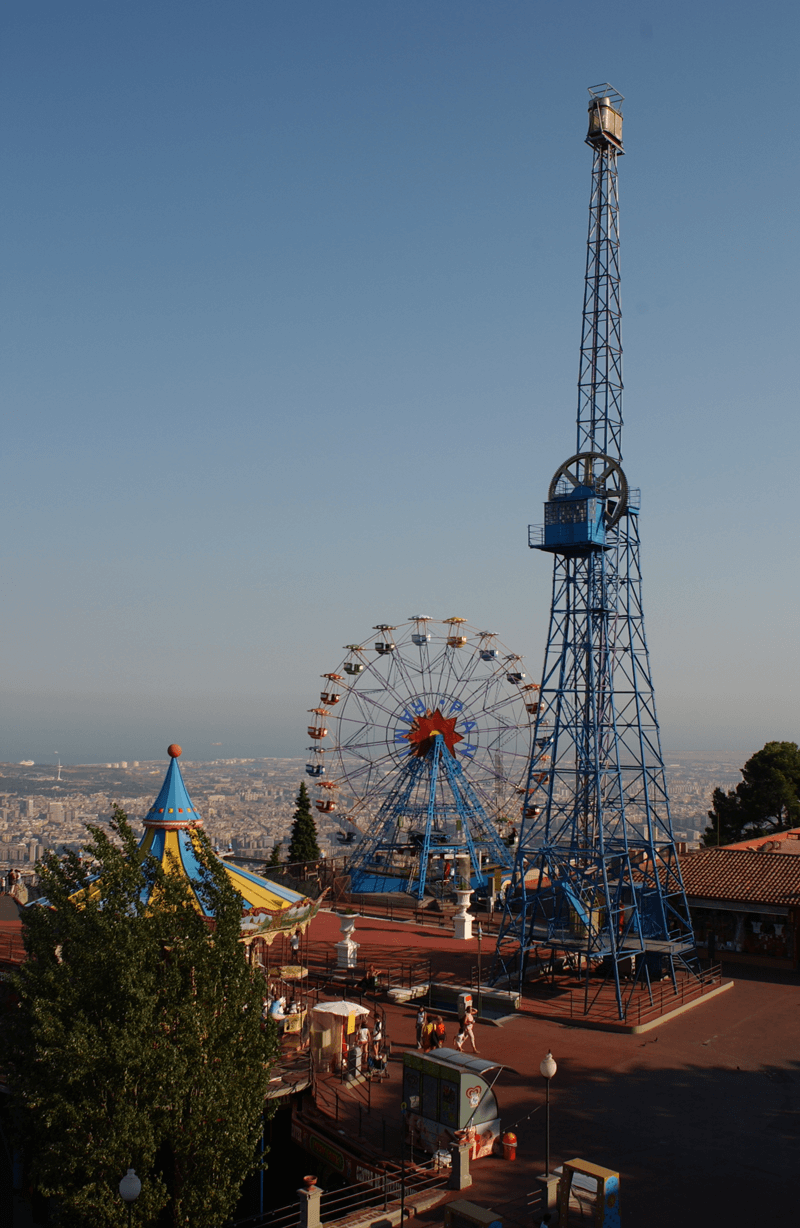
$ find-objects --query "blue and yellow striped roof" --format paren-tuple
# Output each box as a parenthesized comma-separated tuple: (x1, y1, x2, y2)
(63, 748, 318, 934)
(138, 749, 312, 918)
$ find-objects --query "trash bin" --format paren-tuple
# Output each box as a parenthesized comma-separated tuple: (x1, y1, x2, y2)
(501, 1131, 517, 1161)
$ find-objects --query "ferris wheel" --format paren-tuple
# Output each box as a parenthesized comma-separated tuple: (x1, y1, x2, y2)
(305, 618, 535, 889)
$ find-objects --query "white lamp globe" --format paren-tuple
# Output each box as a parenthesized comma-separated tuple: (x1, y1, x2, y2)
(119, 1169, 142, 1203)
(540, 1051, 557, 1080)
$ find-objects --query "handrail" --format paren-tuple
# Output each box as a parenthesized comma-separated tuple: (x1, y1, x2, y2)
(231, 1155, 449, 1228)
(547, 963, 724, 1024)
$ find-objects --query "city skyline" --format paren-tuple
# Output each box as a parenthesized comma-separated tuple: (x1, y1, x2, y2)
(0, 749, 743, 878)
(2, 2, 798, 764)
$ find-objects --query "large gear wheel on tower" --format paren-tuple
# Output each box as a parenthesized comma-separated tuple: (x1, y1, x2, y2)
(305, 617, 534, 900)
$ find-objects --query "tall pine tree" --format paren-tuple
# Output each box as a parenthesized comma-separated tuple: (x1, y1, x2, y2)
(3, 808, 279, 1228)
(287, 781, 321, 863)
(703, 741, 800, 845)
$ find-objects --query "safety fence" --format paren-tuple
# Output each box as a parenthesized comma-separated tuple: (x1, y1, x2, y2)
(337, 895, 506, 935)
(320, 1159, 449, 1222)
(231, 1154, 451, 1228)
(526, 962, 724, 1026)
(309, 947, 431, 997)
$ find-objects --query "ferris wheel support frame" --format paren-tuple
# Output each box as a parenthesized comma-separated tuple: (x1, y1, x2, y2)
(348, 735, 512, 899)
(306, 618, 533, 899)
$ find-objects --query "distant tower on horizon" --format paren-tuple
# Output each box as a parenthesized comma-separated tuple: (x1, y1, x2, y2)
(492, 87, 699, 1020)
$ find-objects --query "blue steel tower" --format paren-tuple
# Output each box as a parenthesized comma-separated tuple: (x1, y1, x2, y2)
(492, 86, 698, 1019)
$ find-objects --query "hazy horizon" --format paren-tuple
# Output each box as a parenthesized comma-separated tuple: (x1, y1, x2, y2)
(2, 2, 797, 765)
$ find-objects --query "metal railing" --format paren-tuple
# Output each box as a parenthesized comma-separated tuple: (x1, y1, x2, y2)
(548, 963, 725, 1025)
(232, 1156, 450, 1228)
(232, 1201, 302, 1228)
(313, 949, 431, 996)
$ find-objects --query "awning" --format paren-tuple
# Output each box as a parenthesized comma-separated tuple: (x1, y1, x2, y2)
(425, 1047, 504, 1076)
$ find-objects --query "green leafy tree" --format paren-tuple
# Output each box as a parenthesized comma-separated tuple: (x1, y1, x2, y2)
(703, 741, 800, 846)
(265, 841, 282, 868)
(287, 782, 321, 863)
(2, 807, 278, 1228)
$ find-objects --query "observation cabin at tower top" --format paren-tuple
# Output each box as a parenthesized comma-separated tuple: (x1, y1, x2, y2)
(527, 84, 629, 557)
(585, 83, 624, 153)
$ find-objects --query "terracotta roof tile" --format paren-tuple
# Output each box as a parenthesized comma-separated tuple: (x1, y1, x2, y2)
(679, 848, 800, 908)
(720, 826, 800, 854)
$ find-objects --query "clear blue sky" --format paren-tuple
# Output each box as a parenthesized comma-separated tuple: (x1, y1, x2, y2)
(1, 0, 797, 765)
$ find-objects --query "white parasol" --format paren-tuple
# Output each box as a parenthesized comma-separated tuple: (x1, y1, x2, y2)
(312, 1000, 370, 1018)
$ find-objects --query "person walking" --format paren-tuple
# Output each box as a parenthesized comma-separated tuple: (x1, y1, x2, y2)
(372, 1014, 384, 1059)
(453, 1022, 467, 1052)
(415, 1006, 427, 1049)
(357, 1017, 371, 1068)
(463, 1006, 479, 1054)
(427, 1016, 440, 1049)
(434, 1016, 447, 1049)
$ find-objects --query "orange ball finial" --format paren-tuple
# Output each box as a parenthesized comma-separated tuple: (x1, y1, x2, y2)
(167, 744, 182, 758)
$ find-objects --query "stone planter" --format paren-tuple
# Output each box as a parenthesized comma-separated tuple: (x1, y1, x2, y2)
(336, 913, 359, 968)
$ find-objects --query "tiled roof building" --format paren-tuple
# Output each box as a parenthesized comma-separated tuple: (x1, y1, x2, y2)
(681, 847, 800, 908)
(716, 826, 800, 856)
(679, 845, 800, 970)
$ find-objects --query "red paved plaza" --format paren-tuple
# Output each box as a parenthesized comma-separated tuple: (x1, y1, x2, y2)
(301, 910, 800, 1227)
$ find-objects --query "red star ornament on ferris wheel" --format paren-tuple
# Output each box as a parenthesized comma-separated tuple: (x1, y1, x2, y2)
(404, 709, 464, 758)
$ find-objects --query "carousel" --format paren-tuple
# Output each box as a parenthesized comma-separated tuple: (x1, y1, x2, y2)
(70, 745, 322, 966)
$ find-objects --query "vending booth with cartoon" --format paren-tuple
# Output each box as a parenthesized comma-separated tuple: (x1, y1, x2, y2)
(402, 1049, 504, 1158)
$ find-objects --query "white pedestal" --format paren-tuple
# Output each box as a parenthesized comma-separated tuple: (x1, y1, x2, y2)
(336, 938, 359, 968)
(453, 889, 474, 941)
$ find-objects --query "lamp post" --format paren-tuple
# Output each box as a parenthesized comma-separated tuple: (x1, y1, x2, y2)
(476, 923, 483, 1019)
(400, 1101, 407, 1225)
(539, 1051, 557, 1178)
(119, 1168, 141, 1228)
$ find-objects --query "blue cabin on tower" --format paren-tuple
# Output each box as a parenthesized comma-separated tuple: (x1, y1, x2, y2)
(529, 485, 606, 552)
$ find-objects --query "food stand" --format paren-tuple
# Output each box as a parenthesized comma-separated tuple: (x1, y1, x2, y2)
(310, 1000, 370, 1074)
(402, 1048, 503, 1159)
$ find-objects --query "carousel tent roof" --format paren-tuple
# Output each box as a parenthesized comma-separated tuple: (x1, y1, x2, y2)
(62, 746, 316, 926)
(140, 751, 305, 915)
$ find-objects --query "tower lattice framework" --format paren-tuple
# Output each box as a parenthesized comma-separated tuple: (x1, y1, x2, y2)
(492, 86, 699, 1020)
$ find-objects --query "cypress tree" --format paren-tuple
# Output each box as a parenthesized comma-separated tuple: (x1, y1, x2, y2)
(287, 782, 321, 863)
(3, 807, 279, 1228)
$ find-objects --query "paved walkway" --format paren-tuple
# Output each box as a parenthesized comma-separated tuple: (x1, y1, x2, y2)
(304, 910, 800, 1227)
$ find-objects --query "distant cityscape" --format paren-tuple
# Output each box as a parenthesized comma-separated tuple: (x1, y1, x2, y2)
(0, 750, 746, 875)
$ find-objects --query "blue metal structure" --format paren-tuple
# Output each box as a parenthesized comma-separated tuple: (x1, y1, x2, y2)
(349, 728, 512, 897)
(492, 86, 699, 1019)
(307, 619, 533, 900)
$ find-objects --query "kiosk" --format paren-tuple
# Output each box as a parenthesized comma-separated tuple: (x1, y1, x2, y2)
(402, 1049, 503, 1159)
(310, 1000, 370, 1074)
(557, 1159, 620, 1226)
